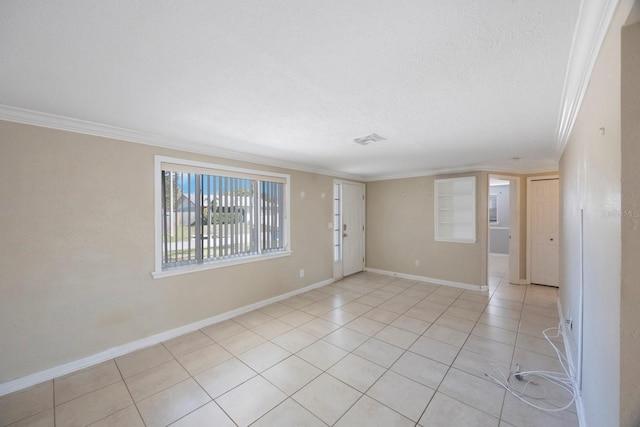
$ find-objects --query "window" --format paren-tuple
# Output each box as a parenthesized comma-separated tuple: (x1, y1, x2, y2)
(153, 156, 290, 277)
(434, 176, 476, 243)
(489, 194, 498, 223)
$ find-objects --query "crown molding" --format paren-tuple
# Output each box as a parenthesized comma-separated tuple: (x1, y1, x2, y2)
(363, 162, 559, 182)
(0, 105, 363, 182)
(0, 104, 558, 183)
(554, 0, 620, 160)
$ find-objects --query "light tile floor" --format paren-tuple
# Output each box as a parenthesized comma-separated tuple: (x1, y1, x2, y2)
(0, 255, 578, 426)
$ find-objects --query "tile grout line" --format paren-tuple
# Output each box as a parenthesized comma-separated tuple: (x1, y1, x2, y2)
(494, 270, 518, 424)
(415, 282, 502, 423)
(165, 338, 234, 427)
(309, 278, 437, 426)
(112, 359, 148, 427)
(261, 276, 439, 425)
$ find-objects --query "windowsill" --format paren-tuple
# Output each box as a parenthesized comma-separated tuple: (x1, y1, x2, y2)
(434, 237, 477, 244)
(151, 250, 292, 279)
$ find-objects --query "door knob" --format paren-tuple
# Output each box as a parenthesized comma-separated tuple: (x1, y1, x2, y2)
(550, 238, 554, 241)
(343, 233, 348, 237)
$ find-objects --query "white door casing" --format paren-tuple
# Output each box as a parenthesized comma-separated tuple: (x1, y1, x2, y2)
(528, 177, 560, 287)
(342, 182, 365, 277)
(508, 178, 520, 284)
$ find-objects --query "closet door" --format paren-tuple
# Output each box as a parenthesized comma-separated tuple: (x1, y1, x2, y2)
(529, 178, 559, 287)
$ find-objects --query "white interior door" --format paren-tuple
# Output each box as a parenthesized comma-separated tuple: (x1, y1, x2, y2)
(342, 183, 365, 277)
(530, 178, 559, 286)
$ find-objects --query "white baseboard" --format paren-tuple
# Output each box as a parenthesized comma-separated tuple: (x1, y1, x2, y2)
(556, 297, 587, 427)
(365, 268, 488, 292)
(0, 278, 334, 397)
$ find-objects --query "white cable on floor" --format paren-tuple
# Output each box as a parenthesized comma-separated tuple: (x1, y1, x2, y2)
(485, 322, 577, 412)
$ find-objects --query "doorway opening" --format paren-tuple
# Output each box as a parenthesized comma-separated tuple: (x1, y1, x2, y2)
(488, 175, 522, 286)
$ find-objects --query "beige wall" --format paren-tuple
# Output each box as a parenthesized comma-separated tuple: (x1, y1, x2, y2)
(621, 17, 640, 427)
(559, 1, 635, 425)
(366, 172, 488, 287)
(0, 121, 337, 384)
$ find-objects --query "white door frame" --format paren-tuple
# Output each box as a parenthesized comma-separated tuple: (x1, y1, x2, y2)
(333, 179, 366, 280)
(526, 174, 560, 285)
(488, 174, 523, 285)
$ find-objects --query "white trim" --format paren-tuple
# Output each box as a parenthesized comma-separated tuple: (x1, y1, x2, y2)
(335, 180, 366, 278)
(365, 268, 488, 291)
(0, 278, 334, 397)
(332, 180, 344, 281)
(153, 155, 291, 277)
(526, 175, 560, 285)
(152, 251, 293, 279)
(554, 0, 620, 159)
(157, 155, 290, 182)
(557, 298, 587, 427)
(489, 252, 509, 257)
(0, 104, 363, 181)
(0, 105, 561, 182)
(489, 226, 509, 230)
(367, 164, 559, 182)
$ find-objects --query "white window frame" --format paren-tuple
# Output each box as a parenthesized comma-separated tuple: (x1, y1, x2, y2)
(152, 156, 291, 279)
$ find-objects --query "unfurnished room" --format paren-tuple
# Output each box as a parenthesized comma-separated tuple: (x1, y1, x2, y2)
(1, 1, 639, 426)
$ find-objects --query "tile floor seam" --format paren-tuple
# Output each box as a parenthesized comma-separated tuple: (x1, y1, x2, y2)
(200, 356, 259, 401)
(332, 392, 414, 427)
(258, 356, 317, 396)
(52, 379, 57, 427)
(53, 378, 131, 411)
(492, 269, 518, 424)
(420, 392, 503, 426)
(329, 344, 419, 424)
(405, 292, 494, 424)
(247, 399, 325, 427)
(170, 399, 224, 427)
(218, 400, 242, 427)
(412, 386, 438, 426)
(426, 278, 517, 423)
(135, 377, 202, 425)
(497, 303, 520, 423)
(298, 304, 423, 425)
(110, 359, 145, 427)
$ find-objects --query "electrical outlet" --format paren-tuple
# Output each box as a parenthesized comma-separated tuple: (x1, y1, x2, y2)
(414, 260, 420, 267)
(299, 269, 305, 278)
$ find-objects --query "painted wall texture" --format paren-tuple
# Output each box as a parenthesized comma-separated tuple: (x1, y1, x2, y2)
(0, 120, 337, 383)
(621, 16, 640, 427)
(559, 1, 635, 425)
(366, 172, 488, 287)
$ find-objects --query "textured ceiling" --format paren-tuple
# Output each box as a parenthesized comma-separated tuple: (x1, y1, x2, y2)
(0, 1, 581, 180)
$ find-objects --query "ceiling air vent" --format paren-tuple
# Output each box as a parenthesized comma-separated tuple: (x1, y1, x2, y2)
(354, 133, 386, 146)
